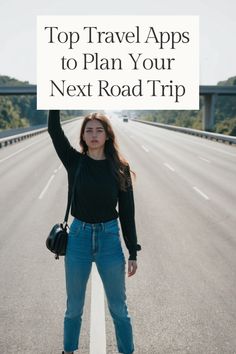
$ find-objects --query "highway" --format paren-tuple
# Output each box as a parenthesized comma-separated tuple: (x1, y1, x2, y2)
(0, 116, 236, 354)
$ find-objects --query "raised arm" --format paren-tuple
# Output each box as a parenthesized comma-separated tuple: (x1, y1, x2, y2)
(48, 110, 79, 169)
(118, 165, 141, 261)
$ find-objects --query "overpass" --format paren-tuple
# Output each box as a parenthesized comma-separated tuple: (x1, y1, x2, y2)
(0, 85, 236, 131)
(200, 85, 236, 130)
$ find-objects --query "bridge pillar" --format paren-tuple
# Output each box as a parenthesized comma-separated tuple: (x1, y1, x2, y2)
(203, 94, 217, 131)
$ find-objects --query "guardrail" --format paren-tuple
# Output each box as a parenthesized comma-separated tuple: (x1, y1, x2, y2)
(0, 84, 235, 147)
(134, 119, 236, 145)
(0, 117, 80, 149)
(1, 116, 236, 149)
(0, 127, 46, 148)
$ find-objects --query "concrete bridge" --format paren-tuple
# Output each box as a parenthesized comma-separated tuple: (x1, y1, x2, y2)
(0, 85, 236, 131)
(200, 85, 236, 130)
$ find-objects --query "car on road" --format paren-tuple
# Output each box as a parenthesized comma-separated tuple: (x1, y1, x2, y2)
(123, 116, 129, 122)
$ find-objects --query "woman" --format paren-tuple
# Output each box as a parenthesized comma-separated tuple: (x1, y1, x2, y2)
(48, 110, 141, 354)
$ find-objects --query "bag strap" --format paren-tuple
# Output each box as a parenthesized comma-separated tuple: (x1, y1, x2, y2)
(63, 154, 85, 225)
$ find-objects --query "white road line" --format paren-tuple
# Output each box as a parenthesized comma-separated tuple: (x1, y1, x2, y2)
(181, 139, 236, 157)
(204, 146, 236, 157)
(164, 163, 175, 172)
(199, 156, 211, 163)
(193, 186, 210, 200)
(54, 163, 63, 173)
(0, 138, 47, 164)
(38, 164, 62, 199)
(90, 264, 106, 354)
(142, 145, 149, 152)
(38, 175, 55, 199)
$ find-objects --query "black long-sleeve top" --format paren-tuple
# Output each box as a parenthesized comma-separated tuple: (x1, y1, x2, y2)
(47, 110, 141, 260)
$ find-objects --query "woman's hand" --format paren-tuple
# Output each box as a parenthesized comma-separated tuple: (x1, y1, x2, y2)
(128, 260, 137, 277)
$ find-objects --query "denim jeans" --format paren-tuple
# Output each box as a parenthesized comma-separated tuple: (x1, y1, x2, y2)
(63, 217, 134, 354)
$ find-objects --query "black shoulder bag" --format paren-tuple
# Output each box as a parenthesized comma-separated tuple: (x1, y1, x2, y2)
(46, 156, 84, 259)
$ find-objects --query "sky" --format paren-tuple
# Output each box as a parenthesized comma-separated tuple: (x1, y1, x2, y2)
(0, 0, 235, 86)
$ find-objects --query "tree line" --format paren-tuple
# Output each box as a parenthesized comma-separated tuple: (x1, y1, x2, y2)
(124, 76, 236, 136)
(0, 75, 86, 130)
(0, 74, 236, 136)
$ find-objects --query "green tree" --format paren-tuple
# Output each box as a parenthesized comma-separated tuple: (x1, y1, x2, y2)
(0, 75, 84, 130)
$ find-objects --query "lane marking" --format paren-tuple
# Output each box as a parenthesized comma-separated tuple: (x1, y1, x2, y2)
(123, 122, 236, 157)
(199, 156, 211, 163)
(164, 163, 175, 172)
(38, 175, 55, 199)
(38, 164, 62, 199)
(193, 186, 210, 200)
(0, 138, 47, 164)
(90, 264, 106, 354)
(204, 145, 236, 158)
(53, 164, 63, 173)
(179, 139, 236, 157)
(142, 145, 149, 152)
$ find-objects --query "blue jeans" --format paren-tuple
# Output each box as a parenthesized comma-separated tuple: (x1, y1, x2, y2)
(64, 217, 134, 354)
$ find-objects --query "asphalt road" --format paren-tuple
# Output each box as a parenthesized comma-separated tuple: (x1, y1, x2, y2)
(0, 116, 236, 354)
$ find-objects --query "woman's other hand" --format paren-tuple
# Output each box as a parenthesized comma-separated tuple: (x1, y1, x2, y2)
(128, 260, 137, 277)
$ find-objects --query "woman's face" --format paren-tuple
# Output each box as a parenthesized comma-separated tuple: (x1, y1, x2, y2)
(83, 119, 108, 150)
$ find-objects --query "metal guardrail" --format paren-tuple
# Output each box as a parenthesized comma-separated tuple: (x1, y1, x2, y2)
(0, 85, 235, 147)
(2, 116, 235, 149)
(0, 117, 80, 148)
(134, 119, 236, 145)
(0, 127, 47, 148)
(0, 124, 47, 138)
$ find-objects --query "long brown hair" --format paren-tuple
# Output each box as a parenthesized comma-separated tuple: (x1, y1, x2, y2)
(79, 112, 136, 191)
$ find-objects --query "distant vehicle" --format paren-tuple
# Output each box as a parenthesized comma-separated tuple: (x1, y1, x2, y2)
(123, 116, 129, 122)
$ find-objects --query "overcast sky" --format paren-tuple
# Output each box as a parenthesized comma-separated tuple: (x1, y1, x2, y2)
(0, 0, 235, 85)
